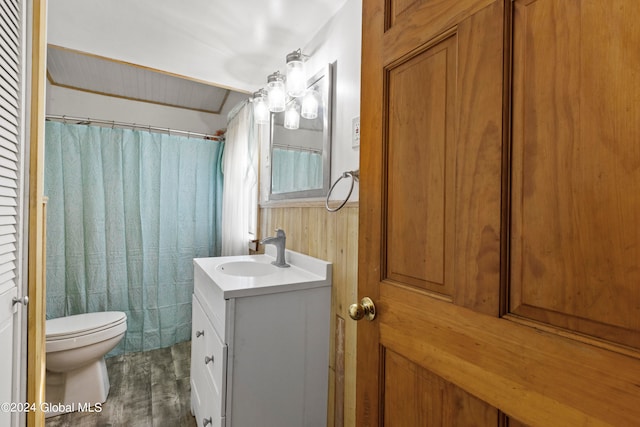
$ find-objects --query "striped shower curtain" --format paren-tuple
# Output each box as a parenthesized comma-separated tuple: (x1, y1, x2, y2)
(44, 121, 224, 355)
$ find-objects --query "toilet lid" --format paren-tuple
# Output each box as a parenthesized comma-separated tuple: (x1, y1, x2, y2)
(46, 311, 127, 339)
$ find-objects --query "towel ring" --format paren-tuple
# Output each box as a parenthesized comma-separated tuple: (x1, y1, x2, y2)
(326, 170, 359, 212)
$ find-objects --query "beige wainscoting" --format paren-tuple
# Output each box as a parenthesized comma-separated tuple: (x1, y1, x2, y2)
(259, 202, 358, 427)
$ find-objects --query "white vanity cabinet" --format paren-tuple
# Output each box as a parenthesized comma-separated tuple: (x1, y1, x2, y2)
(190, 248, 332, 427)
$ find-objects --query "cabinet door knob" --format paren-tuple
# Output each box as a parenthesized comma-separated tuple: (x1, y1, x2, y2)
(195, 330, 204, 338)
(205, 355, 214, 365)
(203, 417, 212, 426)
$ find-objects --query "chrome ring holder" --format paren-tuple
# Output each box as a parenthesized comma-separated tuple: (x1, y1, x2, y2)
(325, 170, 359, 212)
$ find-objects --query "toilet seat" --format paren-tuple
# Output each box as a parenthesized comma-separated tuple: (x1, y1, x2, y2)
(46, 312, 127, 353)
(47, 311, 126, 339)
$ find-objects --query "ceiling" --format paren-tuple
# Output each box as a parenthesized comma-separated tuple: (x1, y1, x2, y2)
(46, 0, 349, 115)
(47, 45, 234, 114)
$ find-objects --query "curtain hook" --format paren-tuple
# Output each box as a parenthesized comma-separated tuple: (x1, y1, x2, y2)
(62, 115, 67, 124)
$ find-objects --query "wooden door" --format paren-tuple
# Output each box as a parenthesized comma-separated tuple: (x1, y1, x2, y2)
(356, 0, 640, 425)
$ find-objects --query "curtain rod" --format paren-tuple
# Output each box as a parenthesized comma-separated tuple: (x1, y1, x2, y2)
(272, 143, 322, 154)
(45, 115, 224, 141)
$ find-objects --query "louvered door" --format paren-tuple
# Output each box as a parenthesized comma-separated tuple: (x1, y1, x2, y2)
(0, 0, 21, 296)
(0, 0, 26, 426)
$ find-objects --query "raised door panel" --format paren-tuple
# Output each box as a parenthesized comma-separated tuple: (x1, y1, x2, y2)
(383, 349, 498, 426)
(383, 0, 503, 313)
(387, 0, 424, 28)
(510, 0, 640, 349)
(361, 0, 505, 424)
(385, 34, 456, 297)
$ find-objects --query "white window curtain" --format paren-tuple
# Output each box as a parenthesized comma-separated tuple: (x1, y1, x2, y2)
(221, 102, 258, 255)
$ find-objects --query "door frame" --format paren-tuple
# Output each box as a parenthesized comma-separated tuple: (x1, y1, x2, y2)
(25, 0, 48, 425)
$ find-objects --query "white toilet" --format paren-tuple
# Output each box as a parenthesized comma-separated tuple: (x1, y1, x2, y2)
(45, 311, 127, 417)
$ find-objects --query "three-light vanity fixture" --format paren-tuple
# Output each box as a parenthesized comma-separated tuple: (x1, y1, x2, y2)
(252, 48, 319, 129)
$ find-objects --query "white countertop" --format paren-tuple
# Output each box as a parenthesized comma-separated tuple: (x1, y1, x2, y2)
(193, 246, 332, 299)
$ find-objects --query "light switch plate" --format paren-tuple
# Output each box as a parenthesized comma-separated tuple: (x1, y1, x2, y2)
(352, 116, 360, 148)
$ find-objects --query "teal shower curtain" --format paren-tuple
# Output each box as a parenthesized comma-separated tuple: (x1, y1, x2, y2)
(271, 147, 322, 193)
(44, 121, 224, 355)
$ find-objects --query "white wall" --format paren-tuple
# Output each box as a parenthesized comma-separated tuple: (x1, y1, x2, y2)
(47, 0, 349, 94)
(47, 0, 362, 203)
(259, 0, 362, 203)
(45, 82, 247, 135)
(305, 0, 361, 202)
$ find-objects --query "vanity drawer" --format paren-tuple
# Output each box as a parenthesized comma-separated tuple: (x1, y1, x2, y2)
(194, 262, 227, 341)
(192, 295, 227, 417)
(191, 296, 208, 382)
(202, 313, 227, 405)
(191, 372, 224, 427)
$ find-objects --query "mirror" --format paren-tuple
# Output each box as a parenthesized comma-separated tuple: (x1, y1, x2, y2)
(269, 63, 332, 200)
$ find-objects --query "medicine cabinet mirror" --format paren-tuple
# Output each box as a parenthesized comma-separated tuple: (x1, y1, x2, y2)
(269, 63, 333, 200)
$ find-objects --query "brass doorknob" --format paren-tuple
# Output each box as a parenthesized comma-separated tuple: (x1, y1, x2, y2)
(349, 297, 376, 321)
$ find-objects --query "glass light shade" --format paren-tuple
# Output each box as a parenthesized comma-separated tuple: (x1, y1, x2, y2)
(286, 50, 306, 97)
(253, 91, 269, 125)
(267, 71, 286, 112)
(301, 89, 319, 119)
(284, 103, 300, 130)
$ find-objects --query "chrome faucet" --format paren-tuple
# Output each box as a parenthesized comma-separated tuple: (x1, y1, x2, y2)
(260, 228, 290, 268)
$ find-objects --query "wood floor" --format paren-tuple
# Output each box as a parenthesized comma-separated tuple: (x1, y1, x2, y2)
(46, 341, 196, 427)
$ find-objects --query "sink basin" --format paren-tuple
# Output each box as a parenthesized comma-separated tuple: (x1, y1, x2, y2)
(195, 247, 332, 298)
(216, 261, 276, 277)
